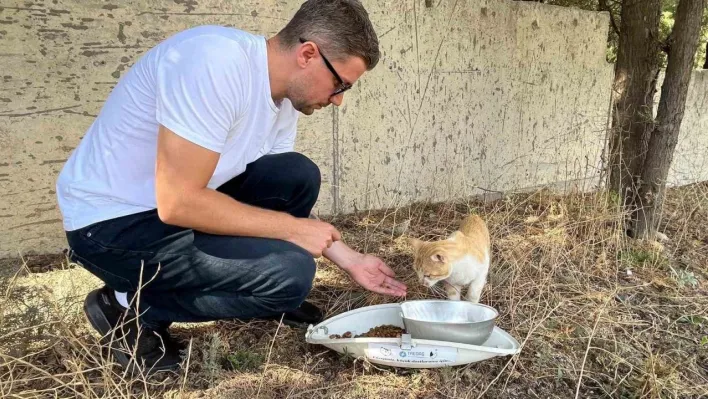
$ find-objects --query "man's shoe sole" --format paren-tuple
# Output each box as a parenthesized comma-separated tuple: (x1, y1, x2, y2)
(83, 289, 179, 374)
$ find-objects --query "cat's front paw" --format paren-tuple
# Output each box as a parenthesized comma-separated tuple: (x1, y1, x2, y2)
(443, 283, 462, 301)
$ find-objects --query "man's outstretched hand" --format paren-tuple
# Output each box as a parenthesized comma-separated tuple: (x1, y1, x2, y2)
(319, 229, 407, 297)
(342, 253, 407, 297)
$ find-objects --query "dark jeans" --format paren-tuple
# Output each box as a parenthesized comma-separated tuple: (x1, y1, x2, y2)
(66, 152, 320, 329)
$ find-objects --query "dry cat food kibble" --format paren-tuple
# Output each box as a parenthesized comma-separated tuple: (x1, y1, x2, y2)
(329, 325, 406, 339)
(357, 324, 406, 338)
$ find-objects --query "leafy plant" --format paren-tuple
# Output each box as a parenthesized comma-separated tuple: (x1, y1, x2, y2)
(224, 350, 264, 372)
(618, 249, 667, 268)
(338, 346, 355, 363)
(677, 314, 706, 326)
(201, 332, 227, 386)
(669, 266, 699, 288)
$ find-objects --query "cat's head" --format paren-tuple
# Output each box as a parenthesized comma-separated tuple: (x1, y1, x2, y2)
(407, 236, 464, 287)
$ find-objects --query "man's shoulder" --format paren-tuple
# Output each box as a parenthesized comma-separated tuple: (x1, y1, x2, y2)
(161, 25, 262, 52)
(152, 25, 265, 84)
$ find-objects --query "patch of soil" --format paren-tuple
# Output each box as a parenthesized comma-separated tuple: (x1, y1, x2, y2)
(0, 252, 71, 274)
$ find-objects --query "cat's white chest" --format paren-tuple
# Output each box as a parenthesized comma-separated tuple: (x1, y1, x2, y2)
(446, 253, 489, 285)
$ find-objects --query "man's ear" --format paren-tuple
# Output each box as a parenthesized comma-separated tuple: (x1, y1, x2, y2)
(296, 40, 317, 69)
(407, 237, 424, 252)
(431, 253, 446, 263)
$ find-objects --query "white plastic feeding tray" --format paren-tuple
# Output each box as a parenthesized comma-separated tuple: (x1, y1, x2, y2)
(305, 303, 521, 368)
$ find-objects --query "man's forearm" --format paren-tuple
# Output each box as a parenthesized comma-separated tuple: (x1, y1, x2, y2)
(157, 187, 297, 240)
(307, 213, 359, 269)
(323, 240, 360, 271)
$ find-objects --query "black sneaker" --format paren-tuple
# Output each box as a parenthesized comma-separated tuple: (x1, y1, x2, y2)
(83, 286, 183, 374)
(273, 300, 324, 328)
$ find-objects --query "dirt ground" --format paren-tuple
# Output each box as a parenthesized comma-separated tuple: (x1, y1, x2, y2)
(1, 183, 707, 398)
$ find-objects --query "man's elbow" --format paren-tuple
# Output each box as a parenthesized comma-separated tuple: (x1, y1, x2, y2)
(155, 191, 185, 225)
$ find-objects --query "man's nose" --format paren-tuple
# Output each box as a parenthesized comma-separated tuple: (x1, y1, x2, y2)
(330, 93, 344, 106)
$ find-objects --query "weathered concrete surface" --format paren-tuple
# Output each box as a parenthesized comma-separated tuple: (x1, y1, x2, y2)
(335, 1, 613, 213)
(3, 0, 703, 257)
(660, 70, 708, 187)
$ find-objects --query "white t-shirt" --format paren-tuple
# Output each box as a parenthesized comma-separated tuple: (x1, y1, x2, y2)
(56, 25, 299, 231)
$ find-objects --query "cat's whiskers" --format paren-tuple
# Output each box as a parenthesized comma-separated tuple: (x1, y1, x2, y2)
(428, 283, 448, 298)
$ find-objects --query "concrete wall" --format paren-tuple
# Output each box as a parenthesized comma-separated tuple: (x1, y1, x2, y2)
(0, 0, 703, 258)
(334, 1, 613, 214)
(661, 70, 708, 187)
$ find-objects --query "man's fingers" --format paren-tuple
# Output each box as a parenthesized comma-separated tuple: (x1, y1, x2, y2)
(331, 227, 341, 241)
(375, 279, 407, 297)
(385, 276, 407, 290)
(371, 285, 405, 297)
(376, 264, 407, 293)
(378, 262, 397, 277)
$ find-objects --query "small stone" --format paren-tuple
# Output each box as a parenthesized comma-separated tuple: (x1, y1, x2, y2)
(656, 232, 669, 243)
(391, 219, 410, 236)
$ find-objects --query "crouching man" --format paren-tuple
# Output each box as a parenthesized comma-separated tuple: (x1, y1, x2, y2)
(56, 0, 406, 372)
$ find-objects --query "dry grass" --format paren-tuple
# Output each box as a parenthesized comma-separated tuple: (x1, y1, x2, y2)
(1, 183, 707, 398)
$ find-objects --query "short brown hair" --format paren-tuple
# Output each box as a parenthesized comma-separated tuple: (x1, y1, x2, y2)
(277, 0, 380, 70)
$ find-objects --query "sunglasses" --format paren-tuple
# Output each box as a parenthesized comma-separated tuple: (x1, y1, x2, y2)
(299, 38, 353, 96)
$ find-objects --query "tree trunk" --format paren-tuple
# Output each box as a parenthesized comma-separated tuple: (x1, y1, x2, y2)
(608, 0, 661, 209)
(704, 41, 708, 69)
(634, 0, 707, 238)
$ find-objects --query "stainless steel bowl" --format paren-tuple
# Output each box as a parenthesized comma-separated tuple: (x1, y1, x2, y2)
(400, 300, 499, 345)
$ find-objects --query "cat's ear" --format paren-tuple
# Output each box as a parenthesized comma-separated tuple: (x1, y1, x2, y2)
(431, 253, 446, 263)
(407, 237, 424, 251)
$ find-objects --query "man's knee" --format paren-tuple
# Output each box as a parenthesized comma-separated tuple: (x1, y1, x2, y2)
(280, 152, 321, 196)
(278, 250, 317, 305)
(259, 152, 320, 217)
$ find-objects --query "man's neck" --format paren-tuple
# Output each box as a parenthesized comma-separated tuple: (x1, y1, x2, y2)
(266, 37, 289, 103)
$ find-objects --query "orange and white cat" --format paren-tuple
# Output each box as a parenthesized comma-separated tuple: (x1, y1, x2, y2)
(407, 214, 491, 302)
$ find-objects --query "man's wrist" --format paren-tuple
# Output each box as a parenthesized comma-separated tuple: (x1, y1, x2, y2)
(276, 213, 300, 242)
(323, 241, 360, 271)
